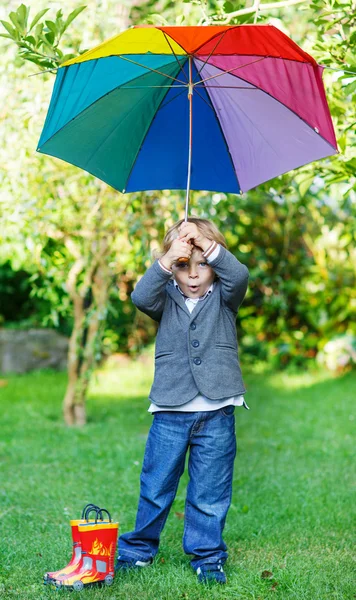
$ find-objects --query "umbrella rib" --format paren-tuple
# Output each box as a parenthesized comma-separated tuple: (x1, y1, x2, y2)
(192, 30, 229, 83)
(196, 85, 260, 89)
(118, 85, 260, 89)
(162, 32, 189, 82)
(119, 85, 187, 89)
(159, 88, 186, 111)
(194, 56, 265, 85)
(191, 25, 240, 54)
(193, 88, 215, 112)
(117, 54, 186, 84)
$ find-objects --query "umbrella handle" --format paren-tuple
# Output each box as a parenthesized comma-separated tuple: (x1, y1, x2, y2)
(176, 240, 193, 265)
(176, 256, 189, 264)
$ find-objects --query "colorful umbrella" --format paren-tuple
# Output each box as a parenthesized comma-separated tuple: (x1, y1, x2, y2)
(37, 24, 337, 217)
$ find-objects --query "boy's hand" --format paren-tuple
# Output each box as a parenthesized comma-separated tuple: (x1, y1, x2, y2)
(178, 222, 212, 253)
(160, 238, 192, 270)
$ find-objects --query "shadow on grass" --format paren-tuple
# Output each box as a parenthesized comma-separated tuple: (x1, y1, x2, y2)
(85, 365, 354, 424)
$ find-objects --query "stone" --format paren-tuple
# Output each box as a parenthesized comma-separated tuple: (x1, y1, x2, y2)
(0, 328, 68, 373)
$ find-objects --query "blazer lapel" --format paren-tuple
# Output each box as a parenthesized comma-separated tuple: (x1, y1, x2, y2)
(166, 282, 191, 317)
(188, 294, 211, 320)
(166, 280, 215, 320)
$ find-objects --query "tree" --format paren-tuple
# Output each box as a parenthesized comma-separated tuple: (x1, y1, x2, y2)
(0, 3, 136, 425)
(0, 1, 354, 426)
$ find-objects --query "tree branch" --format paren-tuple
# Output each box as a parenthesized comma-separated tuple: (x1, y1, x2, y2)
(216, 0, 307, 24)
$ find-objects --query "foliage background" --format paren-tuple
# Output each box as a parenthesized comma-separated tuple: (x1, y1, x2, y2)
(0, 0, 355, 371)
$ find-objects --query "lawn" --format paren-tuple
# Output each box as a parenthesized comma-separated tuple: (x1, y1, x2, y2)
(0, 349, 355, 600)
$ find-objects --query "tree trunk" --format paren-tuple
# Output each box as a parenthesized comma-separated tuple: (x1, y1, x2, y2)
(63, 289, 87, 425)
(63, 237, 110, 426)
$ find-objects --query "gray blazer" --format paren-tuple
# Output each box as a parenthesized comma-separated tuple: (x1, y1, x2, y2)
(131, 246, 249, 407)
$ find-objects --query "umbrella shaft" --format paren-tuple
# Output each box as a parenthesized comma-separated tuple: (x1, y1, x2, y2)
(184, 56, 193, 223)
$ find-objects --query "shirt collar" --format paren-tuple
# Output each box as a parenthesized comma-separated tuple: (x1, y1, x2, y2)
(173, 280, 214, 302)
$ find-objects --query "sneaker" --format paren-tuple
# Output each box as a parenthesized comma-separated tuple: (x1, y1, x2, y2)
(196, 563, 227, 584)
(115, 555, 153, 572)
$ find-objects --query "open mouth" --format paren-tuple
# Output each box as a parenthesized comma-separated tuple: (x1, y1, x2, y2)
(188, 285, 199, 291)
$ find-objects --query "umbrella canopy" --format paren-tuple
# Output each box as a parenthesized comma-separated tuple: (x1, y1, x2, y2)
(37, 24, 337, 195)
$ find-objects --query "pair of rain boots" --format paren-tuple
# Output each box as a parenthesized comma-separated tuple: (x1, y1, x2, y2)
(44, 503, 118, 591)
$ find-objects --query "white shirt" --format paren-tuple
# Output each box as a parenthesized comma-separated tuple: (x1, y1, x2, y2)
(148, 242, 250, 413)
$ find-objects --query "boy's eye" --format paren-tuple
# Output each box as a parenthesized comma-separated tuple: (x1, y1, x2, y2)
(175, 262, 207, 268)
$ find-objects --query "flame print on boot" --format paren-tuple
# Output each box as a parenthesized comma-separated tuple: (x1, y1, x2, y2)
(44, 503, 100, 585)
(55, 520, 118, 591)
(44, 520, 83, 584)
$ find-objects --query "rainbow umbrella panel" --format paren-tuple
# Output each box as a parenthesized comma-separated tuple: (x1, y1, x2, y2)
(37, 25, 338, 196)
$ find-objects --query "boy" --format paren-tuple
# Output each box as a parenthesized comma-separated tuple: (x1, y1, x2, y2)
(117, 218, 249, 584)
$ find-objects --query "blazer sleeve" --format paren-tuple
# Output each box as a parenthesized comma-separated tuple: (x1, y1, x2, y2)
(208, 246, 249, 313)
(131, 260, 172, 322)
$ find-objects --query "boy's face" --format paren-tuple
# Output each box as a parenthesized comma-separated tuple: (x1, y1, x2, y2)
(171, 247, 215, 298)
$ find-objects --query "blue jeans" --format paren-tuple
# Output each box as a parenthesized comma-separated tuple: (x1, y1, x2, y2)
(118, 405, 237, 570)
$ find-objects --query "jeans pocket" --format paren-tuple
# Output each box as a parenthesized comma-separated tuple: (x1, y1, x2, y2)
(221, 404, 235, 417)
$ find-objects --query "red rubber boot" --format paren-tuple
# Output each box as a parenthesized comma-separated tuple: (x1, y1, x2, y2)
(44, 504, 99, 585)
(55, 512, 118, 591)
(44, 519, 83, 584)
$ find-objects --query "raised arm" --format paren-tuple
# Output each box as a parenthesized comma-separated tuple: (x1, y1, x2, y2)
(177, 222, 249, 313)
(131, 261, 172, 322)
(131, 238, 192, 322)
(203, 242, 249, 313)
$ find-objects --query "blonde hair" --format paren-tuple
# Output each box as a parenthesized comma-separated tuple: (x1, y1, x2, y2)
(153, 217, 227, 260)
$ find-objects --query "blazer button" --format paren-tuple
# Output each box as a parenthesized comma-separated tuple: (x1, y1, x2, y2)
(190, 323, 196, 330)
(192, 340, 199, 348)
(193, 358, 202, 365)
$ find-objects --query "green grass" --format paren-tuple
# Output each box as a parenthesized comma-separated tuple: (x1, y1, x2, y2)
(0, 350, 355, 600)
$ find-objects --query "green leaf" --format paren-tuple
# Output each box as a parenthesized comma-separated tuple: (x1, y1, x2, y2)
(17, 4, 29, 30)
(345, 50, 356, 68)
(298, 175, 315, 198)
(39, 32, 54, 49)
(29, 9, 50, 32)
(9, 11, 22, 31)
(39, 59, 57, 69)
(45, 20, 57, 34)
(145, 13, 169, 26)
(60, 53, 77, 64)
(61, 6, 87, 33)
(343, 79, 356, 95)
(44, 31, 55, 44)
(24, 35, 36, 45)
(0, 33, 14, 39)
(18, 51, 42, 63)
(34, 23, 43, 37)
(34, 24, 45, 46)
(338, 134, 347, 153)
(224, 1, 234, 11)
(0, 19, 16, 37)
